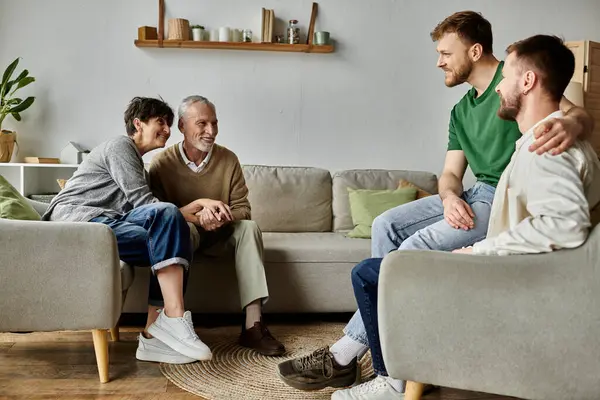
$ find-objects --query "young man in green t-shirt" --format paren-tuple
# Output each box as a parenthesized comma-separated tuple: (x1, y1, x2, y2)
(277, 11, 594, 398)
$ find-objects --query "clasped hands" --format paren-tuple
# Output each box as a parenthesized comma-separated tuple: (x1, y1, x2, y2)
(180, 198, 233, 231)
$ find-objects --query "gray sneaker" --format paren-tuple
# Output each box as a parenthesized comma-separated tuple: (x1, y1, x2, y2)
(277, 346, 360, 391)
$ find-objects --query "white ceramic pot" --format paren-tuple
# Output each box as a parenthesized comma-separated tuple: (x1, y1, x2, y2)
(219, 27, 231, 42)
(192, 28, 204, 41)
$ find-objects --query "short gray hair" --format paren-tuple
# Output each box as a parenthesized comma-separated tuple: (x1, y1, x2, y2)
(177, 95, 216, 122)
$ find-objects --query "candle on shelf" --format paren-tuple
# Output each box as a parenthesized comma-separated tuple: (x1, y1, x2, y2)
(231, 29, 242, 42)
(219, 27, 231, 42)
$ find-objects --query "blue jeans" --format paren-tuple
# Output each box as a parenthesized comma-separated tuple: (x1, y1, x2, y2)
(90, 202, 192, 307)
(343, 182, 496, 346)
(351, 258, 386, 375)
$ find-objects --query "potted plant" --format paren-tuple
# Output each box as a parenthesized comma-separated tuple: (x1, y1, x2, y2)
(0, 58, 35, 163)
(191, 25, 205, 41)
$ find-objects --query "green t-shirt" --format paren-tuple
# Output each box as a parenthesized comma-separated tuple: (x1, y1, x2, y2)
(447, 61, 521, 187)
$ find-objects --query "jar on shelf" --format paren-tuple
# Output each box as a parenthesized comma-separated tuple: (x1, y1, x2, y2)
(287, 20, 300, 44)
(242, 29, 253, 42)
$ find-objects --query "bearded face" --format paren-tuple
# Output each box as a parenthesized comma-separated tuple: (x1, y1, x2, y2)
(443, 55, 475, 87)
(495, 52, 524, 122)
(497, 79, 522, 121)
(436, 33, 477, 88)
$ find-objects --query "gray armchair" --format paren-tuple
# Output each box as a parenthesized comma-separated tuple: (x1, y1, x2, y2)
(0, 200, 134, 383)
(379, 224, 600, 400)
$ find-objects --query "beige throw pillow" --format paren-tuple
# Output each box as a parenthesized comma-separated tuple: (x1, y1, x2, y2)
(397, 179, 433, 199)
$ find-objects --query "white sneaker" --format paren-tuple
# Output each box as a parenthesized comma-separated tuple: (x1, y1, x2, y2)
(331, 376, 404, 400)
(136, 333, 197, 364)
(147, 310, 212, 361)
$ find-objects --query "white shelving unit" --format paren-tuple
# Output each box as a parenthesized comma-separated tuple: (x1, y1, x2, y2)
(0, 163, 79, 198)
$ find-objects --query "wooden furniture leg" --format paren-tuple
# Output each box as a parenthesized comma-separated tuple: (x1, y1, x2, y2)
(91, 329, 109, 383)
(109, 325, 120, 342)
(405, 381, 425, 400)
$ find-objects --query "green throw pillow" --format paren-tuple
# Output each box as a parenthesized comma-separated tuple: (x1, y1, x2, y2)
(0, 174, 41, 221)
(347, 187, 417, 238)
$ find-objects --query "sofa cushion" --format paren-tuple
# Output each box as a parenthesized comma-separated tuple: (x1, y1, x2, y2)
(263, 232, 371, 263)
(243, 165, 332, 232)
(332, 169, 438, 232)
(0, 175, 41, 221)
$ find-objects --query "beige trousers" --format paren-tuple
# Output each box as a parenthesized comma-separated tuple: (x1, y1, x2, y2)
(188, 220, 269, 309)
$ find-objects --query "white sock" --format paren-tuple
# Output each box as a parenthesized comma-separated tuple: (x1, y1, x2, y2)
(385, 376, 405, 393)
(245, 301, 261, 330)
(330, 335, 369, 366)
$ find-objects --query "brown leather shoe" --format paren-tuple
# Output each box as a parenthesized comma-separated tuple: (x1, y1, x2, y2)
(239, 318, 285, 356)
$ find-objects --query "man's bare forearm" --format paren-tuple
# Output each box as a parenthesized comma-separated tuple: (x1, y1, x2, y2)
(438, 172, 463, 201)
(565, 105, 594, 140)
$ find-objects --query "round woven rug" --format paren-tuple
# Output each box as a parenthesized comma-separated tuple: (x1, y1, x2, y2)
(160, 323, 374, 399)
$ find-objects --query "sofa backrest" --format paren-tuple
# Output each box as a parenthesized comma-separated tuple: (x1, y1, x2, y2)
(27, 199, 50, 216)
(332, 169, 438, 232)
(243, 165, 332, 232)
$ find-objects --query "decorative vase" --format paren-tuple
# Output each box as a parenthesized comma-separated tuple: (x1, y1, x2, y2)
(0, 130, 17, 163)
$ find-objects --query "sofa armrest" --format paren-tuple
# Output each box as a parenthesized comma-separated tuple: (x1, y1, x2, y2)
(0, 219, 122, 332)
(379, 225, 600, 400)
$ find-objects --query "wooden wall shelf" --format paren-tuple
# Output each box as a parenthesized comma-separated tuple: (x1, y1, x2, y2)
(136, 1, 334, 54)
(134, 40, 334, 53)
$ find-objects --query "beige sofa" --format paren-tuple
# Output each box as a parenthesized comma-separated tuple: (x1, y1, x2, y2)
(123, 165, 438, 314)
(380, 223, 600, 400)
(0, 199, 132, 383)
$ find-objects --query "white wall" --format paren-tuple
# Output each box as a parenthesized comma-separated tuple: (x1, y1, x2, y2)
(1, 0, 600, 180)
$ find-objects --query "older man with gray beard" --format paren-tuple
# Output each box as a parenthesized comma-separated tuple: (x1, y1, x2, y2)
(149, 95, 285, 357)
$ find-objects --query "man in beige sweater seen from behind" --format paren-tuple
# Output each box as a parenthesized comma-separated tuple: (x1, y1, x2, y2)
(149, 95, 285, 357)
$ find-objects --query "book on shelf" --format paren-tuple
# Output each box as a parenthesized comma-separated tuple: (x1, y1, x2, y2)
(24, 157, 60, 164)
(261, 8, 274, 43)
(269, 9, 274, 43)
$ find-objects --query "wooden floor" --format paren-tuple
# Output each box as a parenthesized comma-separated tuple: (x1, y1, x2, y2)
(0, 328, 518, 400)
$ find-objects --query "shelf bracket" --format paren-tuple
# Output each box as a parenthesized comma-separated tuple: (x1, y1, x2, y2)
(158, 0, 165, 48)
(307, 2, 318, 46)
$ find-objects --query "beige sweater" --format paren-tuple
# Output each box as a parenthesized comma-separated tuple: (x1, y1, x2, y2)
(473, 111, 600, 255)
(148, 143, 251, 221)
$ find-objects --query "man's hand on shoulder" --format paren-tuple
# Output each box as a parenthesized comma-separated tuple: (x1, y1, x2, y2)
(530, 116, 580, 156)
(530, 97, 593, 156)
